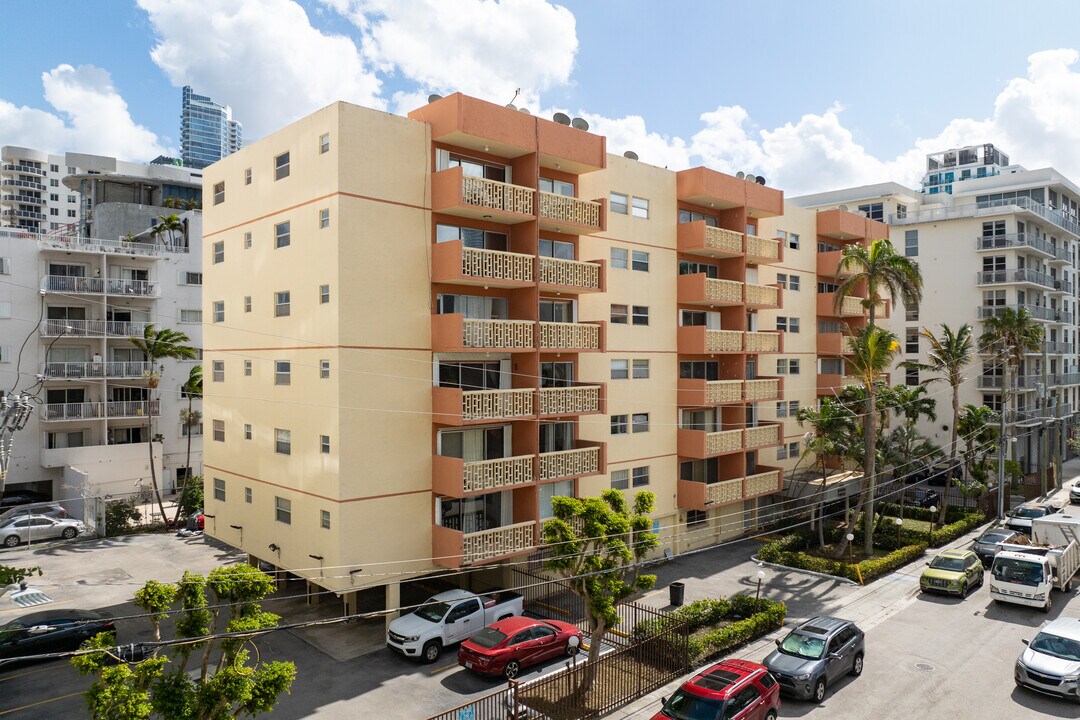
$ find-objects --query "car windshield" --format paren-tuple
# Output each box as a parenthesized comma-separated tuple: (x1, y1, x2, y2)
(413, 601, 451, 623)
(1031, 632, 1080, 662)
(468, 628, 507, 649)
(930, 556, 965, 572)
(977, 532, 1010, 546)
(0, 619, 26, 643)
(660, 689, 725, 720)
(1012, 507, 1047, 519)
(993, 557, 1044, 586)
(779, 632, 826, 660)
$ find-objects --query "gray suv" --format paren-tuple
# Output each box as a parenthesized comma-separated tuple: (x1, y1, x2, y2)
(762, 616, 865, 702)
(1015, 616, 1080, 701)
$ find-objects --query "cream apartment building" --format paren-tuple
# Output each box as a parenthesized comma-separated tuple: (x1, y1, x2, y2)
(201, 94, 806, 615)
(794, 144, 1080, 477)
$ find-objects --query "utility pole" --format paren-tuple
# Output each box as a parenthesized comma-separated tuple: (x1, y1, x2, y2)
(1040, 344, 1049, 495)
(997, 359, 1009, 521)
(0, 393, 34, 502)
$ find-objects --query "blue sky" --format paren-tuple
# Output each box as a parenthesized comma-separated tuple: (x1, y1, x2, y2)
(4, 0, 1080, 195)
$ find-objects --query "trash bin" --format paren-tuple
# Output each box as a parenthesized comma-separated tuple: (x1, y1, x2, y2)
(669, 581, 685, 607)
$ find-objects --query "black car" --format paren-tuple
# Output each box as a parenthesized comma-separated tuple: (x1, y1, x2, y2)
(0, 490, 50, 510)
(0, 609, 114, 668)
(972, 528, 1027, 567)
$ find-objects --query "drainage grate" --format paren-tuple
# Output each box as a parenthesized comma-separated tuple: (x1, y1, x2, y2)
(914, 662, 935, 672)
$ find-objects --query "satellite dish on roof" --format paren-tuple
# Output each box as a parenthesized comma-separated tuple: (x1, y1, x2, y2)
(571, 117, 589, 131)
(553, 112, 571, 126)
(756, 176, 766, 185)
(427, 94, 443, 104)
(839, 205, 849, 211)
(506, 103, 517, 110)
(519, 108, 530, 114)
(736, 171, 745, 180)
(623, 150, 639, 161)
(746, 174, 757, 184)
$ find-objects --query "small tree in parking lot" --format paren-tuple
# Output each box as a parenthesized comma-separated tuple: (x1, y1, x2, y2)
(72, 564, 296, 719)
(542, 490, 658, 696)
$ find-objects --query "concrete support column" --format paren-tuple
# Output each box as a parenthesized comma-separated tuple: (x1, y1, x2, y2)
(306, 581, 321, 605)
(342, 591, 356, 617)
(384, 581, 401, 634)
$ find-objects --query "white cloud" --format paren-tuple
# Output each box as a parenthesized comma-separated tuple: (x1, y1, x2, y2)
(138, 0, 383, 138)
(327, 0, 577, 112)
(0, 64, 168, 160)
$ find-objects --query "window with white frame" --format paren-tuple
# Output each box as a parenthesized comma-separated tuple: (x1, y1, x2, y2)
(213, 419, 225, 442)
(213, 182, 225, 205)
(611, 415, 628, 435)
(212, 360, 224, 382)
(274, 291, 290, 317)
(610, 247, 628, 269)
(776, 358, 800, 375)
(320, 134, 330, 154)
(212, 301, 224, 323)
(906, 328, 919, 354)
(244, 296, 251, 313)
(631, 197, 649, 219)
(631, 250, 649, 271)
(611, 304, 628, 324)
(275, 496, 291, 524)
(788, 275, 800, 291)
(906, 304, 919, 321)
(632, 413, 649, 433)
(611, 359, 629, 379)
(777, 317, 799, 333)
(180, 309, 201, 324)
(320, 360, 330, 379)
(275, 428, 291, 455)
(244, 423, 252, 440)
(321, 435, 330, 454)
(244, 168, 252, 185)
(245, 487, 252, 503)
(212, 241, 224, 264)
(243, 232, 252, 249)
(632, 306, 649, 325)
(610, 192, 628, 214)
(275, 221, 290, 248)
(319, 209, 329, 229)
(275, 360, 291, 385)
(633, 359, 650, 379)
(632, 466, 650, 486)
(611, 469, 629, 490)
(787, 233, 800, 250)
(180, 271, 202, 285)
(320, 284, 330, 304)
(321, 510, 331, 529)
(905, 229, 918, 257)
(275, 152, 290, 180)
(213, 478, 226, 501)
(244, 360, 252, 377)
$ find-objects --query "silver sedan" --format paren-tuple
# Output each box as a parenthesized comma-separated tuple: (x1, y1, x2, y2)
(0, 514, 88, 547)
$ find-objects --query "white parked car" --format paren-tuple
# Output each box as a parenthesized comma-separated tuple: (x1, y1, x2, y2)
(1, 514, 87, 547)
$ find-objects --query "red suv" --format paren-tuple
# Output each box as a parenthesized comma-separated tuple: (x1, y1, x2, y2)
(651, 659, 780, 720)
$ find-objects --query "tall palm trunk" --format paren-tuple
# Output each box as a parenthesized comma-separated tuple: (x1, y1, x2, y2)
(862, 303, 878, 556)
(146, 388, 167, 524)
(173, 394, 194, 526)
(938, 385, 961, 524)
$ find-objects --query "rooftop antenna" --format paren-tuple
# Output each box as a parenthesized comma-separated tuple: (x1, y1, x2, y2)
(623, 151, 639, 161)
(507, 88, 520, 107)
(571, 117, 589, 131)
(552, 112, 571, 126)
(427, 94, 443, 104)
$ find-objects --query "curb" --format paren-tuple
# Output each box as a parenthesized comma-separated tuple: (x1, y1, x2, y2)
(750, 554, 860, 586)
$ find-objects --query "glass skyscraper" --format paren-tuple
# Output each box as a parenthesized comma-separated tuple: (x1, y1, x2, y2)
(180, 86, 242, 170)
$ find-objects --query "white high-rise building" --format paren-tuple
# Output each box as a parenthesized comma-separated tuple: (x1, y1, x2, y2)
(793, 144, 1080, 476)
(0, 146, 204, 502)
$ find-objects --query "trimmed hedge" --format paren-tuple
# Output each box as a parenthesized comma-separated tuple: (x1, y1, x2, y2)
(876, 502, 970, 524)
(929, 512, 987, 547)
(758, 533, 927, 584)
(630, 594, 786, 664)
(838, 511, 987, 550)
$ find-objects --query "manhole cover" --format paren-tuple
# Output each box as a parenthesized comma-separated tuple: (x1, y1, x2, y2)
(914, 663, 935, 672)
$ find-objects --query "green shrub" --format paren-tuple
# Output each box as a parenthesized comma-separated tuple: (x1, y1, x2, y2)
(757, 533, 927, 583)
(929, 513, 987, 547)
(104, 497, 142, 536)
(696, 600, 786, 662)
(853, 543, 927, 582)
(876, 503, 969, 524)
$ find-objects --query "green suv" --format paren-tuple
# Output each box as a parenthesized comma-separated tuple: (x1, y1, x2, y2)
(920, 549, 984, 597)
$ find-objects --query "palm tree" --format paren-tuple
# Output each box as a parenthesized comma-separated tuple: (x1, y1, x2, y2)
(796, 399, 859, 548)
(883, 425, 943, 523)
(130, 325, 196, 523)
(886, 384, 938, 432)
(842, 324, 902, 557)
(152, 214, 184, 251)
(174, 364, 202, 526)
(957, 404, 1001, 499)
(979, 308, 1044, 430)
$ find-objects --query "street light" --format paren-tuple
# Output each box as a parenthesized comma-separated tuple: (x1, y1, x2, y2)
(846, 533, 855, 562)
(894, 516, 904, 544)
(928, 506, 937, 546)
(755, 569, 767, 601)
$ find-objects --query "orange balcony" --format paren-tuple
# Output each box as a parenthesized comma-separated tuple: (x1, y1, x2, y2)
(745, 235, 781, 265)
(537, 384, 604, 416)
(678, 274, 744, 307)
(537, 256, 604, 293)
(744, 331, 782, 353)
(677, 478, 747, 511)
(432, 387, 535, 426)
(677, 222, 744, 258)
(677, 428, 743, 459)
(539, 321, 604, 352)
(432, 454, 535, 498)
(743, 423, 782, 450)
(538, 442, 605, 481)
(431, 314, 534, 352)
(817, 208, 889, 240)
(817, 374, 862, 395)
(677, 326, 743, 354)
(411, 94, 605, 174)
(432, 166, 534, 224)
(433, 520, 537, 568)
(817, 292, 866, 318)
(744, 468, 783, 499)
(538, 193, 604, 234)
(744, 378, 781, 402)
(816, 250, 855, 279)
(676, 167, 783, 218)
(818, 333, 857, 356)
(677, 378, 744, 407)
(745, 283, 781, 309)
(432, 240, 534, 288)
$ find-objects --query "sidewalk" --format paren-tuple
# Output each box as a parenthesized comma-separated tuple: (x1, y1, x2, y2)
(606, 459, 1080, 718)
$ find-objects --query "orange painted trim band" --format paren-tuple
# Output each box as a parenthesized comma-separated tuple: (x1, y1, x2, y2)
(592, 235, 676, 253)
(605, 453, 675, 466)
(205, 345, 433, 352)
(204, 464, 429, 503)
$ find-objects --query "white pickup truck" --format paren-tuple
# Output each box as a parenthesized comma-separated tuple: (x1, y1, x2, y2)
(386, 588, 525, 663)
(990, 514, 1080, 613)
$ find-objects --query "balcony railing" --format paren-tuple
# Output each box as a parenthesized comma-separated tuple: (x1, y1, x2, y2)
(1, 193, 45, 206)
(462, 318, 535, 349)
(44, 361, 153, 379)
(707, 330, 744, 352)
(744, 424, 780, 449)
(3, 209, 45, 220)
(745, 284, 780, 308)
(705, 226, 744, 254)
(744, 331, 780, 353)
(745, 235, 780, 263)
(462, 521, 536, 564)
(976, 268, 1055, 289)
(41, 400, 159, 421)
(461, 246, 533, 284)
(460, 389, 534, 421)
(706, 380, 743, 404)
(1, 178, 45, 192)
(42, 275, 103, 294)
(745, 379, 780, 401)
(745, 470, 782, 497)
(39, 320, 152, 338)
(539, 321, 601, 351)
(106, 278, 158, 296)
(704, 429, 743, 455)
(975, 232, 1058, 258)
(705, 479, 745, 505)
(538, 256, 602, 291)
(976, 374, 1040, 390)
(892, 196, 1080, 236)
(977, 304, 1072, 323)
(34, 234, 181, 256)
(1, 163, 46, 176)
(539, 446, 600, 481)
(461, 455, 535, 494)
(538, 385, 601, 415)
(466, 175, 533, 215)
(538, 192, 602, 231)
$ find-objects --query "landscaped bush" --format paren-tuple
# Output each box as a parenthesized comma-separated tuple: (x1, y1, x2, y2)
(876, 502, 969, 524)
(929, 512, 987, 547)
(757, 533, 926, 584)
(104, 497, 142, 536)
(695, 600, 786, 662)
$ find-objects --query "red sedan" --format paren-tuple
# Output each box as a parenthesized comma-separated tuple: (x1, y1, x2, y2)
(458, 616, 583, 679)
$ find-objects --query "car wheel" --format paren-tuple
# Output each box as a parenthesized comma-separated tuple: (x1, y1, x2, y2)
(421, 640, 441, 664)
(61, 527, 77, 539)
(2, 535, 19, 548)
(813, 678, 826, 703)
(1065, 579, 1073, 594)
(503, 660, 521, 679)
(957, 581, 967, 597)
(1043, 596, 1052, 614)
(765, 712, 777, 720)
(852, 653, 864, 677)
(565, 643, 579, 657)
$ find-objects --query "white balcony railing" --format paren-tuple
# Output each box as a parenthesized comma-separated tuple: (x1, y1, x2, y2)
(538, 256, 602, 290)
(44, 361, 153, 379)
(538, 385, 601, 415)
(539, 446, 600, 481)
(539, 322, 600, 350)
(461, 319, 534, 349)
(462, 521, 536, 564)
(538, 192, 601, 229)
(461, 455, 534, 494)
(460, 389, 534, 421)
(460, 247, 533, 283)
(39, 320, 152, 338)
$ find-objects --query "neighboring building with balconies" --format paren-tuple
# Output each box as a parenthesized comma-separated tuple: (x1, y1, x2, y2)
(0, 152, 204, 501)
(200, 94, 794, 620)
(793, 148, 1080, 474)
